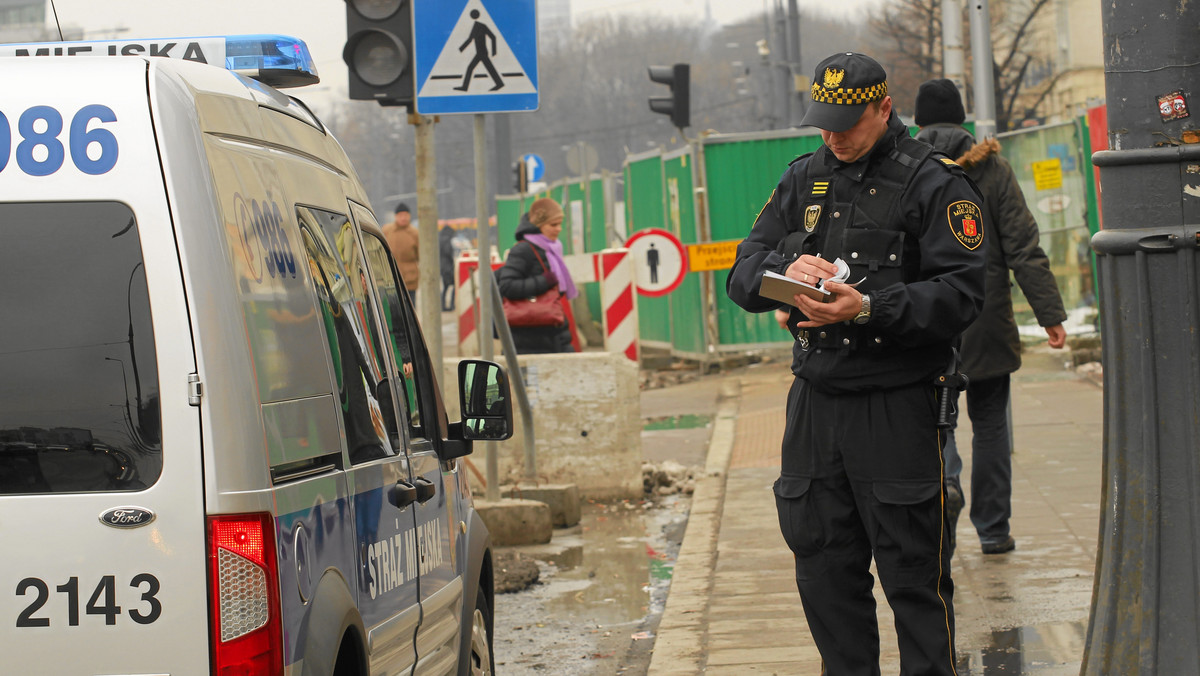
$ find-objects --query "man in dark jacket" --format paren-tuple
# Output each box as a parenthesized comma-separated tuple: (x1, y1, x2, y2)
(438, 224, 456, 311)
(728, 53, 987, 676)
(915, 78, 1068, 556)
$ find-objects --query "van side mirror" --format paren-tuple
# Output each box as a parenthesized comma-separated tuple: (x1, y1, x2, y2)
(458, 360, 513, 441)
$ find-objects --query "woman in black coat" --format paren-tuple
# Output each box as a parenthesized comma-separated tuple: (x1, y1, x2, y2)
(495, 198, 578, 353)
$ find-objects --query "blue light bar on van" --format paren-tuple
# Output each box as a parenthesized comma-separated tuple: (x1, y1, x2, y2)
(0, 34, 319, 89)
(224, 35, 320, 89)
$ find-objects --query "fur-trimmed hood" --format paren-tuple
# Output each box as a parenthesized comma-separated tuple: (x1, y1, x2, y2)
(956, 137, 1001, 172)
(915, 122, 1000, 172)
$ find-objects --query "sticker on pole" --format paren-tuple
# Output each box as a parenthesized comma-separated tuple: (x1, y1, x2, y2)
(624, 228, 687, 297)
(413, 0, 539, 114)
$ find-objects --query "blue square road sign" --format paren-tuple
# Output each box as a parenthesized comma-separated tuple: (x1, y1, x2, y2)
(413, 0, 539, 114)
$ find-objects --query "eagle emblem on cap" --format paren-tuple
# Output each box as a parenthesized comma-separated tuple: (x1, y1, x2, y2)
(822, 68, 845, 90)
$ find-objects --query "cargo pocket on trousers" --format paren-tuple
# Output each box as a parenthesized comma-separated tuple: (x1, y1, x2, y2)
(870, 481, 942, 588)
(773, 475, 823, 580)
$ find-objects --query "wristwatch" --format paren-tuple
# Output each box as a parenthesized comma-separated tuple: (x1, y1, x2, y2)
(853, 293, 872, 325)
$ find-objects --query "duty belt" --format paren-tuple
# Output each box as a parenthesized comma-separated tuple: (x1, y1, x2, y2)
(792, 324, 887, 354)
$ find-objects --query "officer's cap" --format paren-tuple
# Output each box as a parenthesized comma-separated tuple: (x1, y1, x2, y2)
(800, 52, 889, 133)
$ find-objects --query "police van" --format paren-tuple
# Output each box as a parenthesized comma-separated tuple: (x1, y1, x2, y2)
(0, 35, 512, 676)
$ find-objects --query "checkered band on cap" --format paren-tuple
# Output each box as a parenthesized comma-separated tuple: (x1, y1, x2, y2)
(810, 80, 888, 105)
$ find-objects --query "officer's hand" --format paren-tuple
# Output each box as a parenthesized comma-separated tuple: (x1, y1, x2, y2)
(793, 282, 861, 327)
(785, 254, 839, 287)
(774, 308, 790, 330)
(1045, 324, 1067, 349)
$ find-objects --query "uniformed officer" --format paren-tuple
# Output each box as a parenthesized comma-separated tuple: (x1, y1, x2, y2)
(726, 52, 987, 675)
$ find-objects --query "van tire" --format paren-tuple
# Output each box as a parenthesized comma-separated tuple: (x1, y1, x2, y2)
(331, 633, 361, 676)
(467, 586, 494, 676)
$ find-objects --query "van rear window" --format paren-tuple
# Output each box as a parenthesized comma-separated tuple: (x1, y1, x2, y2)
(0, 202, 162, 495)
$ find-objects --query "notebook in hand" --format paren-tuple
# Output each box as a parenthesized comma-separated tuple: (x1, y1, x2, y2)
(759, 270, 831, 305)
(757, 258, 860, 307)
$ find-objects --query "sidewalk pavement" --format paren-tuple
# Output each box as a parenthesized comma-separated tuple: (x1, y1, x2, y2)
(648, 347, 1104, 675)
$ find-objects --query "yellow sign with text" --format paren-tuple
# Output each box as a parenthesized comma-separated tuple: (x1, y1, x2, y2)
(1032, 158, 1063, 191)
(687, 240, 740, 272)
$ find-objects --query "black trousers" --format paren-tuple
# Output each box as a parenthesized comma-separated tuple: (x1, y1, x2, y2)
(774, 377, 956, 676)
(942, 375, 1014, 547)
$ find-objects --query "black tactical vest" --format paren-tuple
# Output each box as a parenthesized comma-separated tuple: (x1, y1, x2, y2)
(780, 135, 934, 352)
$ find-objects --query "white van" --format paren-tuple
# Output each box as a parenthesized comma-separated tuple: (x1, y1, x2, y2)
(0, 35, 511, 676)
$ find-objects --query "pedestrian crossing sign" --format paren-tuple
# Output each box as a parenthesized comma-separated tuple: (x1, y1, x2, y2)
(413, 0, 539, 114)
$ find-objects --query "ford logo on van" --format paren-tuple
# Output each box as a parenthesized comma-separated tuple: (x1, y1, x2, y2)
(99, 506, 156, 529)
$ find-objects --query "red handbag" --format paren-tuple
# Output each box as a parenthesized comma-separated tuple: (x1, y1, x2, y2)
(501, 245, 565, 327)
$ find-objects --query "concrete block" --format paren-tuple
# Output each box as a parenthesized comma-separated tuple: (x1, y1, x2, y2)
(445, 352, 642, 500)
(474, 499, 552, 546)
(501, 483, 581, 527)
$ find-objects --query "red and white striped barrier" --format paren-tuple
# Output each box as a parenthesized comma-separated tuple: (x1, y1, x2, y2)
(595, 249, 639, 362)
(454, 250, 502, 357)
(456, 247, 639, 361)
(455, 252, 480, 357)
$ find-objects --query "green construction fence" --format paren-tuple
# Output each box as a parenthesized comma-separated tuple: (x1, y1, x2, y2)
(487, 113, 1104, 361)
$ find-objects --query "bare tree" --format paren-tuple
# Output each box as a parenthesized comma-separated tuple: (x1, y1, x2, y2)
(323, 101, 414, 216)
(871, 0, 943, 113)
(870, 0, 1056, 131)
(988, 0, 1055, 129)
(508, 14, 712, 181)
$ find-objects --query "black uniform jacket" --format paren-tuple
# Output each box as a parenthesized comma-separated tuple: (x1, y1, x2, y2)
(916, 123, 1067, 381)
(727, 114, 988, 393)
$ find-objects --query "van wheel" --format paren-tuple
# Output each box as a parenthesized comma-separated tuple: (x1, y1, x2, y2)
(468, 588, 494, 676)
(332, 631, 363, 676)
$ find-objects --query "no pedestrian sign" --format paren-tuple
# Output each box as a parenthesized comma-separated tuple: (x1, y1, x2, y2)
(624, 228, 688, 297)
(413, 0, 539, 114)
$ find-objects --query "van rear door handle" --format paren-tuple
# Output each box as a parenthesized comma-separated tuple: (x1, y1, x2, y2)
(389, 481, 418, 509)
(413, 477, 437, 503)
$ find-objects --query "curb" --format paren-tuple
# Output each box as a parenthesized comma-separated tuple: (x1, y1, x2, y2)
(646, 379, 741, 675)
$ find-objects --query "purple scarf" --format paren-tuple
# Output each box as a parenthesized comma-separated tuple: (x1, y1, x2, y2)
(524, 234, 578, 299)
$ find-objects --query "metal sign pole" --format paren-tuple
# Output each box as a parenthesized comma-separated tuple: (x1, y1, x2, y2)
(968, 0, 997, 138)
(412, 114, 442, 371)
(472, 113, 500, 502)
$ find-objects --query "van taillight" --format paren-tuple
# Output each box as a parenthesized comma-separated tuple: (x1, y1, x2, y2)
(207, 514, 283, 675)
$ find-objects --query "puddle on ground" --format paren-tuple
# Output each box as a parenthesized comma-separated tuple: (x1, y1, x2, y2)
(493, 495, 689, 674)
(530, 499, 685, 626)
(957, 621, 1087, 674)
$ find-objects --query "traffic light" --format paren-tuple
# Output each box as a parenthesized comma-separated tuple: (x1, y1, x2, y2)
(648, 63, 690, 129)
(344, 0, 414, 107)
(513, 159, 528, 193)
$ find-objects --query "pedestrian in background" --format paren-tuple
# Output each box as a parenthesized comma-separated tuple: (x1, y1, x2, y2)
(727, 52, 987, 675)
(383, 202, 418, 304)
(439, 222, 457, 311)
(914, 78, 1068, 556)
(496, 198, 578, 353)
